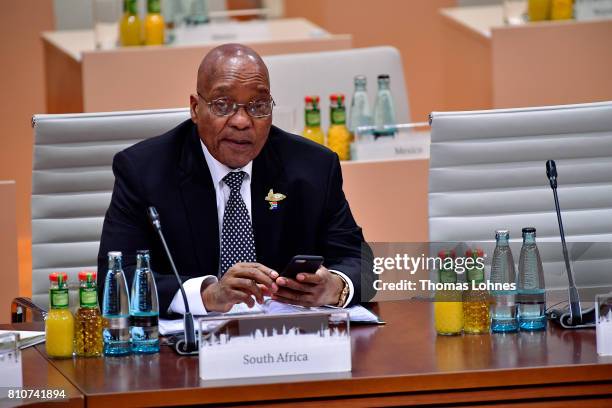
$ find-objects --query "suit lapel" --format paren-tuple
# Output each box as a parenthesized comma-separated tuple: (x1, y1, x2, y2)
(178, 125, 220, 276)
(251, 130, 289, 271)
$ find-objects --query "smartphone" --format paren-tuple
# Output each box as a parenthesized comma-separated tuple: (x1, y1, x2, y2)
(281, 255, 324, 279)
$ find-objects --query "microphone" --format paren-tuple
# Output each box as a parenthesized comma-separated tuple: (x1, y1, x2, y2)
(546, 159, 557, 189)
(545, 160, 583, 326)
(147, 206, 197, 354)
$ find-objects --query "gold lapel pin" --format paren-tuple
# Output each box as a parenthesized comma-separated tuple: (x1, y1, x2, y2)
(265, 189, 286, 210)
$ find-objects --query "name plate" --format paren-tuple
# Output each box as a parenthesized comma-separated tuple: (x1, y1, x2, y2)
(198, 311, 351, 381)
(350, 130, 430, 161)
(575, 0, 612, 20)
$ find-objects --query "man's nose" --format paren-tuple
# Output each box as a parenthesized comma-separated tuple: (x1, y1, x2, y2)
(227, 106, 252, 129)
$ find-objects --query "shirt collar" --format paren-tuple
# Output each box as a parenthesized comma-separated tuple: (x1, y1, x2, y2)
(200, 140, 253, 187)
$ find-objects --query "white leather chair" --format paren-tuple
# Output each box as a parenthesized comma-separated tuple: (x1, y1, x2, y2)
(428, 101, 612, 292)
(264, 46, 411, 133)
(28, 109, 190, 312)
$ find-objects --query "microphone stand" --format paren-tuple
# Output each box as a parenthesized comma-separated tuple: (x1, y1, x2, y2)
(546, 160, 582, 325)
(148, 207, 198, 354)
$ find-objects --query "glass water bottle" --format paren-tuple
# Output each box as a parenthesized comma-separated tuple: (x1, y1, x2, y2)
(102, 251, 131, 356)
(490, 230, 519, 332)
(130, 250, 160, 354)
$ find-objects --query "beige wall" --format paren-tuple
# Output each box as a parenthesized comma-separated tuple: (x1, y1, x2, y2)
(0, 182, 19, 323)
(492, 20, 612, 109)
(284, 0, 457, 123)
(0, 1, 54, 297)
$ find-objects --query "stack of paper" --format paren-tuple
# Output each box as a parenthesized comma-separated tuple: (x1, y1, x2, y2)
(159, 300, 380, 336)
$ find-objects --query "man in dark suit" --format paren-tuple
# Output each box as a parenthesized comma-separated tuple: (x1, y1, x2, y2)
(98, 44, 372, 317)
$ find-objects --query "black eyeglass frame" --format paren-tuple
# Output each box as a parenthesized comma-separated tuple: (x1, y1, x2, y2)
(196, 92, 275, 118)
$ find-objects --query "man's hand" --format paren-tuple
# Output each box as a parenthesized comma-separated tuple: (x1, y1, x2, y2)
(202, 263, 279, 312)
(272, 266, 344, 307)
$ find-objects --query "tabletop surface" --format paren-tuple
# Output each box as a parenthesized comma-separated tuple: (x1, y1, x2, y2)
(439, 4, 612, 40)
(0, 345, 83, 407)
(439, 5, 504, 38)
(31, 300, 612, 406)
(41, 18, 332, 62)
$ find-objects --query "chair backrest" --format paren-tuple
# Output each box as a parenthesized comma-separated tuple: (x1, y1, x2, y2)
(428, 101, 612, 291)
(31, 109, 190, 308)
(263, 46, 411, 133)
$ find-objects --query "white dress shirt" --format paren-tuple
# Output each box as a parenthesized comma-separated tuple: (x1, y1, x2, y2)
(168, 141, 354, 314)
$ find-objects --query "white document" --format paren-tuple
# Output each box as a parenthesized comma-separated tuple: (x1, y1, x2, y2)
(159, 299, 380, 335)
(0, 330, 46, 349)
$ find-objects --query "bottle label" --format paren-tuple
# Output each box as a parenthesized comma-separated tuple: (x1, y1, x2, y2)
(131, 314, 159, 327)
(106, 316, 130, 329)
(305, 110, 321, 127)
(331, 108, 346, 125)
(80, 287, 98, 308)
(467, 268, 485, 284)
(439, 269, 456, 284)
(50, 289, 69, 308)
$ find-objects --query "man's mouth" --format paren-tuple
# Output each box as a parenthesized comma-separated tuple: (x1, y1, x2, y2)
(222, 138, 253, 150)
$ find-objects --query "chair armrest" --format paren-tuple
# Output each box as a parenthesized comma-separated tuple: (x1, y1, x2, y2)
(11, 297, 47, 323)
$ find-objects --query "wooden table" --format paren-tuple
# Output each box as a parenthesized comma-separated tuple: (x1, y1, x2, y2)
(439, 5, 612, 112)
(11, 300, 610, 407)
(0, 323, 83, 407)
(41, 18, 352, 114)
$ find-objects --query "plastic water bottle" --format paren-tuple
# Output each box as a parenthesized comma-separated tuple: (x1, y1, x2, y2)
(348, 75, 372, 140)
(490, 230, 519, 332)
(372, 74, 397, 138)
(130, 250, 160, 353)
(518, 227, 546, 331)
(102, 251, 131, 356)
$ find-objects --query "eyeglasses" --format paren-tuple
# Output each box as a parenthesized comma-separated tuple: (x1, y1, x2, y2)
(197, 93, 275, 118)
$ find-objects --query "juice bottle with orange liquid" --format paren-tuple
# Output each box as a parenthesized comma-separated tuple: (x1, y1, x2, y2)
(434, 250, 464, 335)
(302, 96, 325, 145)
(551, 0, 573, 20)
(145, 0, 165, 45)
(45, 272, 74, 358)
(119, 0, 141, 46)
(326, 94, 351, 161)
(528, 0, 551, 21)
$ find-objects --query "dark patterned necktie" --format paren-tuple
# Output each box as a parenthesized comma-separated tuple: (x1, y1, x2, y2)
(219, 171, 257, 275)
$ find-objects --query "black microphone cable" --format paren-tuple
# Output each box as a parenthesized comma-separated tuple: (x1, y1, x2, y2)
(148, 206, 198, 354)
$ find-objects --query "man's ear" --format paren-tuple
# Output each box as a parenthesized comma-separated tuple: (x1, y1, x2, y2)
(189, 94, 199, 123)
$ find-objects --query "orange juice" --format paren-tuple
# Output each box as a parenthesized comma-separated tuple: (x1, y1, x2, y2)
(145, 0, 165, 45)
(434, 249, 463, 335)
(120, 0, 141, 46)
(528, 0, 551, 21)
(434, 301, 464, 335)
(327, 94, 351, 160)
(551, 0, 573, 20)
(302, 96, 325, 145)
(45, 272, 74, 358)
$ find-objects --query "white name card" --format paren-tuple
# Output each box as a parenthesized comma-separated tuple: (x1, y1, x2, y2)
(350, 131, 430, 161)
(198, 311, 351, 381)
(575, 0, 612, 20)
